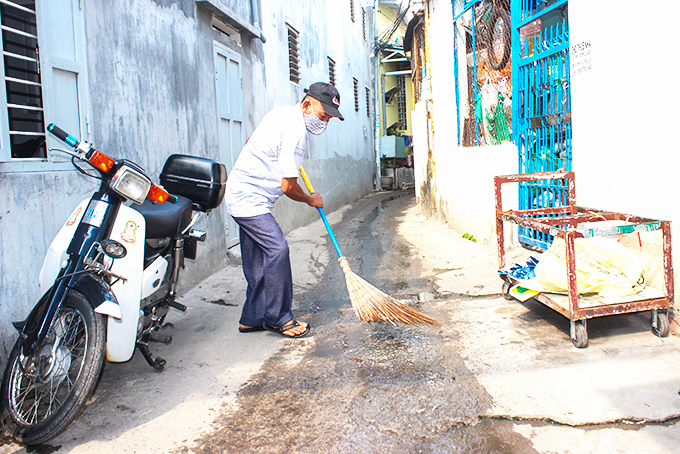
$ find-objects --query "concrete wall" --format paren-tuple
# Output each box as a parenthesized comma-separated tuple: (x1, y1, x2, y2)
(568, 0, 680, 300)
(85, 0, 231, 289)
(0, 0, 375, 366)
(412, 0, 517, 248)
(569, 1, 679, 219)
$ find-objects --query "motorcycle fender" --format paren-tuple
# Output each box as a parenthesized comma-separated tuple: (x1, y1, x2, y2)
(106, 205, 145, 363)
(39, 199, 91, 294)
(69, 273, 122, 319)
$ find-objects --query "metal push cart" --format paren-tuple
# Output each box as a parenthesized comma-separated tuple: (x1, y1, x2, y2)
(495, 171, 674, 348)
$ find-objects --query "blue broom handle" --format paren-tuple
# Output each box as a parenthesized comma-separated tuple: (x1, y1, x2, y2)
(299, 165, 344, 258)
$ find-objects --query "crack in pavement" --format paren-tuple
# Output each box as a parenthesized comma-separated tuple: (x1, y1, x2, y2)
(481, 413, 680, 428)
(436, 292, 506, 300)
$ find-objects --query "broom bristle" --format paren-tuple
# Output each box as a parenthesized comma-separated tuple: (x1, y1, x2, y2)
(338, 257, 441, 326)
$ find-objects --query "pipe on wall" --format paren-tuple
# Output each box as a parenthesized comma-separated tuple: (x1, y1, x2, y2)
(250, 0, 266, 43)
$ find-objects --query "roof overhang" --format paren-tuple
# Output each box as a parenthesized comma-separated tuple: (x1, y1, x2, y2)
(381, 48, 409, 63)
(196, 0, 266, 42)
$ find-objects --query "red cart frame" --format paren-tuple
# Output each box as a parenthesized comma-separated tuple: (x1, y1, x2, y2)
(494, 171, 674, 347)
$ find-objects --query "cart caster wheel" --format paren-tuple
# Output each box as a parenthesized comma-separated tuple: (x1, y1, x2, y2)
(651, 311, 670, 338)
(502, 281, 514, 300)
(571, 321, 588, 348)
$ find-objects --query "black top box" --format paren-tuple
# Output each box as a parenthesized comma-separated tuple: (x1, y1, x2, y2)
(160, 154, 227, 212)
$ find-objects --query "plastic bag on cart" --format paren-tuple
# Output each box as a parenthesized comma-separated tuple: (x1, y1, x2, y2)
(534, 237, 645, 298)
(498, 255, 539, 280)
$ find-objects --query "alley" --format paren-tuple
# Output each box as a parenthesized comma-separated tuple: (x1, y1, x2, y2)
(188, 191, 535, 453)
(2, 191, 679, 453)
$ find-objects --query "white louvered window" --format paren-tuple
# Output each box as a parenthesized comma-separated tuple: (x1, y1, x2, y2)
(0, 0, 90, 171)
(1, 0, 45, 159)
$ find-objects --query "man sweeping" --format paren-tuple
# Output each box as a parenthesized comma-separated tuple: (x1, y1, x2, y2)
(225, 82, 344, 338)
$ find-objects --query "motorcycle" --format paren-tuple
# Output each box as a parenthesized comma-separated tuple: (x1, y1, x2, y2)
(0, 124, 227, 445)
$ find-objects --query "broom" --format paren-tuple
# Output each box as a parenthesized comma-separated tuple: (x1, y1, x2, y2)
(299, 165, 441, 326)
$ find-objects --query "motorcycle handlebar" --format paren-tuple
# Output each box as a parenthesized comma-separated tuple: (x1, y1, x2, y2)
(47, 123, 79, 147)
(47, 121, 177, 205)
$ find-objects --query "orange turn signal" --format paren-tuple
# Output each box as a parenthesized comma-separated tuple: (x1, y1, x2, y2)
(147, 184, 170, 203)
(88, 150, 116, 173)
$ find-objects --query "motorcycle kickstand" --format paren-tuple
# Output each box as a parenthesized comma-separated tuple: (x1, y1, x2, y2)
(136, 339, 167, 371)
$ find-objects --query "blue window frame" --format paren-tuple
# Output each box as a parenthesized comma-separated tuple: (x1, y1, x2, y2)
(452, 0, 512, 148)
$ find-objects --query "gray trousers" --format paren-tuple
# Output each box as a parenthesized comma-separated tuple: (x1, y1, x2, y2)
(233, 213, 294, 327)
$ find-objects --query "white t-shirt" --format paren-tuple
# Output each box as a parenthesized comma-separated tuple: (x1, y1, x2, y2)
(225, 104, 307, 217)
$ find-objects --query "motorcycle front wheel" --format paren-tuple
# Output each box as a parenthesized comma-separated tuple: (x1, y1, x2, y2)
(1, 291, 106, 445)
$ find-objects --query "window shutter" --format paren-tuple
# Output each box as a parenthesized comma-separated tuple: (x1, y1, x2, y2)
(40, 0, 89, 161)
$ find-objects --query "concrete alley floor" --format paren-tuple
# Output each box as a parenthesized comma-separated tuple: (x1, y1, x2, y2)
(393, 194, 680, 453)
(1, 190, 679, 453)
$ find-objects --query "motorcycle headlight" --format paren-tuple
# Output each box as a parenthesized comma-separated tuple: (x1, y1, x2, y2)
(110, 165, 152, 204)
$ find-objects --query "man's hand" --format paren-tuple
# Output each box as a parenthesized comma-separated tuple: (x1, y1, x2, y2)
(281, 177, 324, 208)
(307, 193, 323, 208)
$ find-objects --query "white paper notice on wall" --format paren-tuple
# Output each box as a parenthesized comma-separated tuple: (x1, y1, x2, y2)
(571, 40, 592, 76)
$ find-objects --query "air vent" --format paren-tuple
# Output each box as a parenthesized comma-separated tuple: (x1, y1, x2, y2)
(328, 57, 336, 87)
(365, 87, 370, 117)
(353, 78, 359, 112)
(287, 24, 300, 84)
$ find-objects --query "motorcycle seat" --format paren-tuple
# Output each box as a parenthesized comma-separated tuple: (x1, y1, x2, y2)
(132, 195, 193, 239)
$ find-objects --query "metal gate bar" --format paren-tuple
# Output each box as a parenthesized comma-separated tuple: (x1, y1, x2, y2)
(512, 0, 571, 250)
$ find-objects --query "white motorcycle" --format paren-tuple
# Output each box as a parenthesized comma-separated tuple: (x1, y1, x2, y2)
(0, 123, 226, 444)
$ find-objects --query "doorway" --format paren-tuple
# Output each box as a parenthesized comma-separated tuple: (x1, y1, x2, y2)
(214, 42, 244, 248)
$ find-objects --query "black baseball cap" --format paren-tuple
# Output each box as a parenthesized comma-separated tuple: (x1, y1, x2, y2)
(304, 82, 344, 121)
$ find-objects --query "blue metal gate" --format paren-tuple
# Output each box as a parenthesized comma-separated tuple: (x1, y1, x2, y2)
(512, 0, 571, 250)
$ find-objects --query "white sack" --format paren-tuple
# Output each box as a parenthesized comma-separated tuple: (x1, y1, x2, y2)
(534, 237, 645, 298)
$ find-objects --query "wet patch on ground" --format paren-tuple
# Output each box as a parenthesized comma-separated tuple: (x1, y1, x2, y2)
(187, 192, 539, 453)
(189, 311, 529, 453)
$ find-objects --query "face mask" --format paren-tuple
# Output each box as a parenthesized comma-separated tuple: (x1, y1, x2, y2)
(303, 106, 329, 135)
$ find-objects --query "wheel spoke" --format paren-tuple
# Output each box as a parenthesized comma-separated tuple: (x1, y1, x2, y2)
(28, 387, 42, 425)
(47, 379, 64, 416)
(14, 378, 34, 409)
(8, 305, 89, 426)
(13, 373, 37, 423)
(3, 293, 104, 443)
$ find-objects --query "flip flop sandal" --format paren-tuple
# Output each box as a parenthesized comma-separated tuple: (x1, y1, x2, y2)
(239, 325, 266, 333)
(263, 319, 310, 338)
